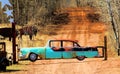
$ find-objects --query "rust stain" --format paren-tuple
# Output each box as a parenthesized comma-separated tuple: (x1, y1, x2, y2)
(49, 7, 106, 47)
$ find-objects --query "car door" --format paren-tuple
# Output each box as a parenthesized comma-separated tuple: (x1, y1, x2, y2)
(46, 47, 62, 59)
(62, 41, 75, 58)
(75, 47, 98, 58)
(83, 47, 99, 58)
(74, 47, 84, 57)
(62, 49, 75, 58)
(45, 41, 62, 59)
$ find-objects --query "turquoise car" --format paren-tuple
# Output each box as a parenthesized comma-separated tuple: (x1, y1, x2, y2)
(20, 40, 99, 62)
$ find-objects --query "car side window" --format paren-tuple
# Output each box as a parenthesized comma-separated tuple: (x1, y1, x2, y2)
(50, 41, 61, 51)
(73, 43, 79, 48)
(92, 48, 98, 51)
(63, 41, 74, 51)
(83, 48, 92, 51)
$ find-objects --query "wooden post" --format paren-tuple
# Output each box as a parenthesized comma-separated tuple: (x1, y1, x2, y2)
(104, 36, 107, 60)
(102, 47, 104, 57)
(118, 48, 120, 56)
(12, 22, 17, 64)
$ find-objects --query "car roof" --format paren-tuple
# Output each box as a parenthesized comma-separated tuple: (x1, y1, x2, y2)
(49, 39, 78, 42)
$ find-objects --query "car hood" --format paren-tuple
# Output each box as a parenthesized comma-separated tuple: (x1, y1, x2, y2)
(20, 47, 46, 55)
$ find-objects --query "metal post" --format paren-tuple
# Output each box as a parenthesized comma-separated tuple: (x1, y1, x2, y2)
(12, 22, 17, 64)
(104, 36, 107, 60)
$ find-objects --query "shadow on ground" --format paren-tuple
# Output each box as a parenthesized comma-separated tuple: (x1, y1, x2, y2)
(0, 69, 27, 73)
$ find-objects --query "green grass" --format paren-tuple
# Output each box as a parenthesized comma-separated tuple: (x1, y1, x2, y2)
(6, 60, 30, 71)
(7, 65, 23, 71)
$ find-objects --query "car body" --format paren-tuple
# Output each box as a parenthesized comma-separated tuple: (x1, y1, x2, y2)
(0, 42, 12, 71)
(20, 40, 99, 62)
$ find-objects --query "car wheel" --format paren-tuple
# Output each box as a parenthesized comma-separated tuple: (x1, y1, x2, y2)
(76, 56, 85, 61)
(28, 53, 38, 62)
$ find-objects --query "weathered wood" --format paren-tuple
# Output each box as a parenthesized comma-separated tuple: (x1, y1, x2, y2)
(12, 22, 17, 64)
(104, 36, 107, 60)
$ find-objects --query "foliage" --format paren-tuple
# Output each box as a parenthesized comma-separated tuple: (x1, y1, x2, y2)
(0, 2, 10, 23)
(1, 0, 120, 54)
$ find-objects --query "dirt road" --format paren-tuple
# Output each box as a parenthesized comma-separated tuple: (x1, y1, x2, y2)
(1, 58, 120, 74)
(23, 58, 120, 74)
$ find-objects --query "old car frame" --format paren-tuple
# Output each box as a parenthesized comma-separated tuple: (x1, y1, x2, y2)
(19, 40, 106, 62)
(0, 42, 12, 71)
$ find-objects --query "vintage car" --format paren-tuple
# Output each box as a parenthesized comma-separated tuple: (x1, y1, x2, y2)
(0, 42, 12, 71)
(20, 40, 99, 62)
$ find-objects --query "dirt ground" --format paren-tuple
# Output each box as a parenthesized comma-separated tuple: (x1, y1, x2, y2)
(1, 57, 120, 74)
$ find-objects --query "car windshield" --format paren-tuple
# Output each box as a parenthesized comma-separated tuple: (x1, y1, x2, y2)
(50, 41, 61, 48)
(63, 41, 73, 47)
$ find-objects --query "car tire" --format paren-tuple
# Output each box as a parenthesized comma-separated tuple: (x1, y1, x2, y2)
(28, 53, 38, 62)
(76, 56, 85, 61)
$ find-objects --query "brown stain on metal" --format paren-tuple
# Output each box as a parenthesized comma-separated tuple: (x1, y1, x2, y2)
(39, 54, 45, 59)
